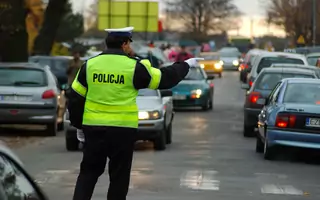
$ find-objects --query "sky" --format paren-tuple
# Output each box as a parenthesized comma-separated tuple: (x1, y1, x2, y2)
(71, 0, 285, 37)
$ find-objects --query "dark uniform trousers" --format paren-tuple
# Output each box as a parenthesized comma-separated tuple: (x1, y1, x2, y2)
(73, 126, 137, 200)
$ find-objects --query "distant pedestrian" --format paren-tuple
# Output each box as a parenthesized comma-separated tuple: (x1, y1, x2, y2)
(176, 45, 193, 62)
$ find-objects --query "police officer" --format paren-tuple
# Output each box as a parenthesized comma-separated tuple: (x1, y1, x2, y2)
(68, 26, 203, 200)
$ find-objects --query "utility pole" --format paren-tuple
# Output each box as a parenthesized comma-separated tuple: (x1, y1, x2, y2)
(250, 18, 254, 38)
(313, 0, 317, 46)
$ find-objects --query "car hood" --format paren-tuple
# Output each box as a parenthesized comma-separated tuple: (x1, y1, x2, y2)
(172, 80, 207, 91)
(220, 57, 238, 62)
(137, 97, 162, 111)
(284, 103, 320, 114)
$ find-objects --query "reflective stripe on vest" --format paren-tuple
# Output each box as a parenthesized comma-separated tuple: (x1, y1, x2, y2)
(82, 54, 139, 128)
(71, 70, 87, 97)
(140, 59, 161, 89)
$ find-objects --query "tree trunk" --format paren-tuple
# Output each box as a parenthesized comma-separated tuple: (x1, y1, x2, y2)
(32, 0, 68, 55)
(0, 0, 28, 62)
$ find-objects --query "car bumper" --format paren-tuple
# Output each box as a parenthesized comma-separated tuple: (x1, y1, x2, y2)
(0, 107, 56, 124)
(244, 108, 261, 127)
(173, 94, 208, 107)
(137, 118, 165, 140)
(64, 118, 166, 141)
(222, 64, 238, 70)
(267, 129, 320, 149)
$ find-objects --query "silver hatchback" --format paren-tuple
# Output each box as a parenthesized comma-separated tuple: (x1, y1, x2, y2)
(0, 63, 62, 136)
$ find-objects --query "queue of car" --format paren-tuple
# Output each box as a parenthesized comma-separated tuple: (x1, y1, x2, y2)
(239, 49, 320, 160)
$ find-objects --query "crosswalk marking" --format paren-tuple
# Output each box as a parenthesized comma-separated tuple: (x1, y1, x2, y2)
(260, 184, 303, 195)
(180, 170, 220, 190)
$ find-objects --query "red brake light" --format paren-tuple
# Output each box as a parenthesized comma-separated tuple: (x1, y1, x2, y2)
(249, 80, 253, 87)
(275, 113, 296, 128)
(244, 64, 249, 69)
(240, 64, 245, 70)
(209, 83, 214, 87)
(42, 90, 56, 99)
(248, 91, 260, 104)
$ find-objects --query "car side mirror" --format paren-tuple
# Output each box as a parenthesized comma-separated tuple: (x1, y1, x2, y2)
(160, 89, 172, 97)
(256, 98, 266, 105)
(241, 83, 250, 90)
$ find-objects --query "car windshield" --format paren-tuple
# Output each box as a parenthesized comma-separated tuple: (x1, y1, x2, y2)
(284, 83, 320, 104)
(138, 89, 158, 96)
(307, 56, 319, 66)
(184, 67, 205, 80)
(201, 55, 219, 60)
(219, 51, 239, 57)
(0, 68, 46, 86)
(257, 57, 305, 73)
(255, 72, 314, 90)
(29, 57, 69, 74)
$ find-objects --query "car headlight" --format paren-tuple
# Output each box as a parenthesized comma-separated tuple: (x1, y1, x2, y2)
(214, 63, 222, 69)
(233, 60, 239, 66)
(219, 60, 224, 65)
(138, 110, 161, 120)
(200, 64, 205, 68)
(190, 89, 202, 99)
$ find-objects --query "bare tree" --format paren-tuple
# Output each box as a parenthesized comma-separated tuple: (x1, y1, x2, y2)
(165, 0, 241, 34)
(84, 0, 98, 30)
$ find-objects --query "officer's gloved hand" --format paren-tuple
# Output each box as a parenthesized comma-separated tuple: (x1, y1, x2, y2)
(185, 58, 204, 67)
(77, 129, 85, 142)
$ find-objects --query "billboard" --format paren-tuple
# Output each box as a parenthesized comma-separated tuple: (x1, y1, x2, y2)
(98, 0, 159, 32)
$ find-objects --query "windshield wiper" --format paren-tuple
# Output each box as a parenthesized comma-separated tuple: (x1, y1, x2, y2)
(12, 81, 40, 86)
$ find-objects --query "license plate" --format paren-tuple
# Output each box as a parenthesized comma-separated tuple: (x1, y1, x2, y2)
(306, 118, 320, 127)
(173, 94, 186, 100)
(0, 95, 32, 101)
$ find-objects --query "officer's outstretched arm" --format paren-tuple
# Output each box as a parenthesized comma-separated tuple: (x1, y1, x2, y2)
(67, 63, 88, 129)
(133, 59, 190, 90)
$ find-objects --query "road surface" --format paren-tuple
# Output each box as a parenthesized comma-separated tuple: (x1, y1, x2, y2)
(9, 71, 320, 200)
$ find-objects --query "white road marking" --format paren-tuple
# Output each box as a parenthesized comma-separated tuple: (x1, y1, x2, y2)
(261, 184, 303, 195)
(180, 170, 220, 190)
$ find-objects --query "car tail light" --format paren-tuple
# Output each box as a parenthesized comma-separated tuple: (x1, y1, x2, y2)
(248, 91, 260, 104)
(240, 64, 245, 70)
(209, 83, 214, 87)
(249, 80, 253, 87)
(42, 89, 56, 99)
(275, 113, 296, 128)
(244, 64, 249, 69)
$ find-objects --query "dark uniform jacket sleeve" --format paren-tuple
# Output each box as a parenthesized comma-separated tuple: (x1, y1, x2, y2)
(67, 62, 87, 129)
(133, 60, 190, 90)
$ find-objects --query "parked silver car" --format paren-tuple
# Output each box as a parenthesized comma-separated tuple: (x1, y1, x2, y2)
(0, 141, 48, 199)
(0, 63, 63, 136)
(64, 89, 174, 151)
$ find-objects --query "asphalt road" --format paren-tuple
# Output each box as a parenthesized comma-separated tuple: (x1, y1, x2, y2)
(8, 71, 320, 200)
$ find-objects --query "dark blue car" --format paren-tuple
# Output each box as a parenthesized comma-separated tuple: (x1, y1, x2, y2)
(256, 78, 320, 160)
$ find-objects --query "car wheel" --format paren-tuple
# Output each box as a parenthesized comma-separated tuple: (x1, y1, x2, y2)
(66, 137, 79, 151)
(263, 138, 274, 160)
(154, 129, 166, 151)
(166, 123, 172, 144)
(46, 123, 57, 136)
(57, 122, 64, 131)
(202, 98, 210, 111)
(255, 136, 264, 153)
(243, 123, 254, 137)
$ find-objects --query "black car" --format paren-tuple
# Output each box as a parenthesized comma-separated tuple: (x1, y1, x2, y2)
(241, 67, 318, 137)
(29, 56, 72, 85)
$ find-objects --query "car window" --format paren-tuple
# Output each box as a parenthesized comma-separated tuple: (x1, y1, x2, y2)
(184, 67, 205, 80)
(283, 83, 320, 104)
(30, 58, 69, 74)
(307, 56, 319, 66)
(0, 154, 41, 200)
(267, 82, 281, 104)
(255, 72, 314, 90)
(138, 89, 158, 96)
(257, 57, 305, 73)
(0, 68, 47, 87)
(201, 55, 219, 60)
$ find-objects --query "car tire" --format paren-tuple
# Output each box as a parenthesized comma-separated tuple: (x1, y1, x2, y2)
(202, 98, 210, 111)
(57, 122, 64, 131)
(66, 137, 79, 151)
(255, 136, 264, 153)
(166, 123, 172, 144)
(154, 130, 166, 151)
(243, 124, 254, 137)
(46, 123, 57, 136)
(263, 138, 274, 160)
